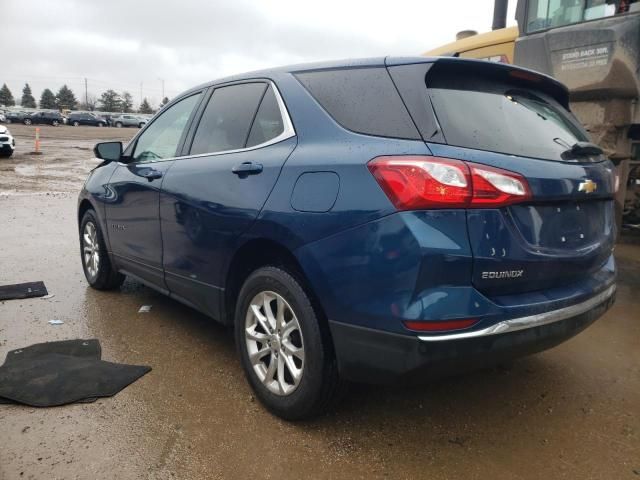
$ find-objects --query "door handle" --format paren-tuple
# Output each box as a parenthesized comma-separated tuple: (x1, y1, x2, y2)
(232, 162, 263, 177)
(141, 169, 163, 181)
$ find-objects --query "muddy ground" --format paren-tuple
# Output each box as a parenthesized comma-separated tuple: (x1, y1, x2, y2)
(0, 124, 639, 479)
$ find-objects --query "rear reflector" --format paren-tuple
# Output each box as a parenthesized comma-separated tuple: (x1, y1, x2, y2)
(368, 156, 531, 210)
(402, 318, 478, 332)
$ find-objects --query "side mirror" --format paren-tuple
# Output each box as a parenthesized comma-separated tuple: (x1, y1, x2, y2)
(94, 141, 123, 162)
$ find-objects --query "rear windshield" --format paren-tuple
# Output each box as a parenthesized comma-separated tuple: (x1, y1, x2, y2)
(428, 76, 590, 161)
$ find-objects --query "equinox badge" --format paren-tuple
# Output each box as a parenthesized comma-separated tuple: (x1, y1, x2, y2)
(578, 179, 597, 194)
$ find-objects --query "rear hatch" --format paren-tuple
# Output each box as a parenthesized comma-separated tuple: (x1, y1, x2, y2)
(389, 59, 616, 296)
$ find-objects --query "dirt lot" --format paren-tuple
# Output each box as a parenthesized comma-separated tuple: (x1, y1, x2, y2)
(0, 125, 639, 479)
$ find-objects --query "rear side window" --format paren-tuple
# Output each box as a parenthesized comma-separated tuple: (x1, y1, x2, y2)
(190, 83, 267, 155)
(295, 67, 420, 140)
(428, 74, 589, 161)
(246, 86, 284, 148)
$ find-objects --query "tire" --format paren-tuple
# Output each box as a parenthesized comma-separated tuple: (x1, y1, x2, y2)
(97, 122, 104, 127)
(79, 209, 125, 290)
(6, 119, 11, 124)
(235, 266, 342, 420)
(138, 122, 145, 128)
(115, 122, 123, 128)
(52, 120, 59, 126)
(0, 150, 13, 158)
(23, 118, 32, 125)
(72, 121, 80, 127)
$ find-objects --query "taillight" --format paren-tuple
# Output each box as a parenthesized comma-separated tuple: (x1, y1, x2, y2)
(368, 156, 530, 210)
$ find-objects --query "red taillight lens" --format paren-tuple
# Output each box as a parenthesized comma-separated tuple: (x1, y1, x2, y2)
(368, 156, 530, 209)
(367, 156, 471, 209)
(469, 164, 531, 206)
(402, 318, 478, 332)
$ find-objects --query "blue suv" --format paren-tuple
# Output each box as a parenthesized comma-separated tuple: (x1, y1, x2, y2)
(78, 57, 617, 419)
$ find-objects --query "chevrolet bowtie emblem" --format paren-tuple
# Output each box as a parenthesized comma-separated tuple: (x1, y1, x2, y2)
(578, 179, 597, 194)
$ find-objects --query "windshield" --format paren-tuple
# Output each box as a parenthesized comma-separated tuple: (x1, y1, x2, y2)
(527, 0, 639, 32)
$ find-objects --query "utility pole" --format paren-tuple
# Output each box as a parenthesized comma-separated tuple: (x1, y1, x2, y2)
(158, 78, 165, 100)
(140, 81, 143, 106)
(84, 78, 88, 109)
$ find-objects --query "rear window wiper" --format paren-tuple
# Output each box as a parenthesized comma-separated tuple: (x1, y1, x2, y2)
(555, 138, 604, 159)
(567, 141, 603, 156)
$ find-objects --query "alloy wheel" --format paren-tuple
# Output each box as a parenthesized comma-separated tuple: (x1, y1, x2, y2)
(82, 221, 100, 280)
(245, 291, 305, 396)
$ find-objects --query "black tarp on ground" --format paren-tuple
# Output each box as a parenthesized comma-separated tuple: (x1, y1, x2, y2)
(0, 339, 151, 407)
(0, 281, 48, 301)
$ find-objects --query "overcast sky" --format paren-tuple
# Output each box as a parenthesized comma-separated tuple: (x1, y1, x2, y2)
(2, 0, 515, 109)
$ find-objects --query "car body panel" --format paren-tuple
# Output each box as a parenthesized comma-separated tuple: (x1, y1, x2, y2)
(104, 160, 175, 287)
(159, 136, 297, 318)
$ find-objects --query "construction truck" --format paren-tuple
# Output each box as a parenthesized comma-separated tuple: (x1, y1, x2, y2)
(426, 0, 640, 232)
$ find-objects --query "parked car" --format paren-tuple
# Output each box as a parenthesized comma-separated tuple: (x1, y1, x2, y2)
(111, 114, 146, 128)
(24, 111, 65, 126)
(0, 112, 6, 123)
(0, 125, 15, 157)
(5, 111, 31, 124)
(68, 112, 107, 127)
(78, 57, 617, 420)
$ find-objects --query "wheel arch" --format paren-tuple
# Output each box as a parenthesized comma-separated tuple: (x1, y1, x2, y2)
(78, 198, 96, 226)
(223, 238, 329, 334)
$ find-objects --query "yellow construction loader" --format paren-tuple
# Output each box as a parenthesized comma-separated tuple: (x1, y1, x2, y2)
(426, 0, 640, 231)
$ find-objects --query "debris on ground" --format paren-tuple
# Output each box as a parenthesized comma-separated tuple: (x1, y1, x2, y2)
(0, 281, 48, 301)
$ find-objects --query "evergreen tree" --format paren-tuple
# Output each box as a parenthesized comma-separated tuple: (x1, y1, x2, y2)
(99, 90, 121, 112)
(40, 88, 57, 109)
(21, 83, 36, 108)
(0, 84, 15, 107)
(55, 84, 77, 109)
(160, 96, 169, 107)
(138, 98, 153, 114)
(121, 91, 133, 113)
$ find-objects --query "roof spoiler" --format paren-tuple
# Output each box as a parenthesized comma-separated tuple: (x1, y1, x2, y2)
(427, 58, 570, 109)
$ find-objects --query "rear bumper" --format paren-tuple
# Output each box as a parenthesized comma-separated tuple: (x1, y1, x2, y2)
(329, 284, 615, 384)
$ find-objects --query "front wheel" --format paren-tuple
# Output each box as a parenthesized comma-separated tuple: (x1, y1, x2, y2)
(80, 210, 125, 290)
(115, 122, 123, 128)
(52, 120, 59, 126)
(23, 118, 32, 125)
(72, 121, 80, 127)
(235, 266, 342, 420)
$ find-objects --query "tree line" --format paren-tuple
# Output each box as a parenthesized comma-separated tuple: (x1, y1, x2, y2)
(0, 82, 169, 114)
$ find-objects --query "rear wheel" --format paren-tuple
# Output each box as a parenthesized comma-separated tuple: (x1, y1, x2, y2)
(80, 210, 125, 290)
(97, 122, 104, 127)
(72, 121, 80, 127)
(23, 118, 32, 125)
(115, 122, 123, 128)
(235, 266, 342, 420)
(52, 120, 59, 126)
(6, 119, 12, 124)
(138, 122, 145, 128)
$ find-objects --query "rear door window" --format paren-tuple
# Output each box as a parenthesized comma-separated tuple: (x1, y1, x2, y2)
(246, 86, 285, 148)
(427, 74, 590, 161)
(295, 67, 421, 140)
(190, 83, 267, 155)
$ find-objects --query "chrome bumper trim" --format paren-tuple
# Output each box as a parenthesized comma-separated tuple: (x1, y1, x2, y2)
(418, 284, 616, 342)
